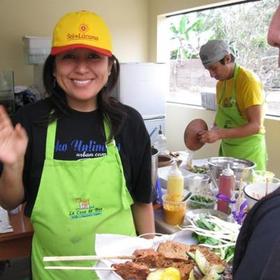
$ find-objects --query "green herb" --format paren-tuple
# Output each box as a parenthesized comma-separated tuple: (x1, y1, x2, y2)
(190, 195, 214, 203)
(180, 214, 240, 263)
(190, 165, 208, 174)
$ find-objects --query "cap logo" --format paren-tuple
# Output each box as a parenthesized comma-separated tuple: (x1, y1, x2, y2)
(79, 24, 88, 32)
(65, 22, 99, 42)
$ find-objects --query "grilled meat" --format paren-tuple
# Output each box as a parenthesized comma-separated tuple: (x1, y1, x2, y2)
(112, 261, 149, 280)
(157, 240, 190, 260)
(112, 241, 228, 280)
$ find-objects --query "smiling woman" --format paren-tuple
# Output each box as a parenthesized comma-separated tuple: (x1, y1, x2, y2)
(0, 10, 155, 280)
(53, 49, 113, 112)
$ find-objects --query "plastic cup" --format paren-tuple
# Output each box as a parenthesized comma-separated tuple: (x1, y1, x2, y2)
(185, 173, 211, 195)
(162, 195, 186, 225)
(252, 170, 275, 183)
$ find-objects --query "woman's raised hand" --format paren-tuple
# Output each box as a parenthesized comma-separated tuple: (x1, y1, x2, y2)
(0, 106, 28, 165)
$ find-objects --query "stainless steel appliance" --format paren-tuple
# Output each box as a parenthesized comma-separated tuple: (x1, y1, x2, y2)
(0, 70, 15, 115)
(111, 62, 168, 144)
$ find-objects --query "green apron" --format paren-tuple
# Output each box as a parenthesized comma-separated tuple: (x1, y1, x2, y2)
(215, 65, 267, 170)
(30, 119, 136, 280)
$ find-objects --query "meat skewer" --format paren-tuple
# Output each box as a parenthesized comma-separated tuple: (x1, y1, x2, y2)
(45, 264, 156, 273)
(43, 255, 134, 262)
(45, 266, 116, 271)
(43, 241, 229, 280)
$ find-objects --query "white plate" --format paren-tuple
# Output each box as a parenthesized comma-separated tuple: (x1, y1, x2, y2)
(185, 208, 229, 225)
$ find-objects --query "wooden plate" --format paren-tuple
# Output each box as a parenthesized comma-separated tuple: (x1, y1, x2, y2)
(184, 119, 208, 151)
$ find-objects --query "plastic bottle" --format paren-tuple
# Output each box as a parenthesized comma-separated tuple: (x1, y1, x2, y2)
(154, 125, 168, 155)
(217, 164, 235, 214)
(166, 163, 184, 202)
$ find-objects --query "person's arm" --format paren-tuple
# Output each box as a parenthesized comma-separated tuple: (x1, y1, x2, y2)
(267, 4, 280, 48)
(131, 202, 155, 238)
(0, 106, 27, 210)
(198, 104, 263, 143)
(233, 197, 280, 279)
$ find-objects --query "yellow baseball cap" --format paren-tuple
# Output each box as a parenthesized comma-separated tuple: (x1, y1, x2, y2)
(51, 10, 112, 56)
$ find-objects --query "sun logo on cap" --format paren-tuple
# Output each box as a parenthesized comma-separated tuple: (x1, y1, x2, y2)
(79, 24, 89, 32)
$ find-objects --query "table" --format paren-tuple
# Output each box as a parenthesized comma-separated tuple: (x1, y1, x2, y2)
(0, 206, 33, 261)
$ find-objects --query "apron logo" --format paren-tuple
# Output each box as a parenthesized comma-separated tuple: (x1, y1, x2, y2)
(222, 97, 235, 107)
(68, 198, 103, 219)
(224, 120, 233, 129)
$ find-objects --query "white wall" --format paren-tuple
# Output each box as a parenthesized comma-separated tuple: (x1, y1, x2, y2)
(165, 104, 220, 157)
(0, 0, 149, 86)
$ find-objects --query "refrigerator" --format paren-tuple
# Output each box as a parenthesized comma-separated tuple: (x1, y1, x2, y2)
(112, 63, 168, 145)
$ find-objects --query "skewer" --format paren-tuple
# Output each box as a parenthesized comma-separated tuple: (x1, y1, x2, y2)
(45, 265, 157, 272)
(265, 177, 269, 196)
(45, 266, 116, 271)
(43, 255, 134, 262)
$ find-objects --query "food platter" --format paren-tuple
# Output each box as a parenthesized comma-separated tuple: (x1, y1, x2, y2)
(44, 221, 236, 279)
(184, 119, 208, 151)
(94, 233, 193, 280)
(93, 233, 229, 280)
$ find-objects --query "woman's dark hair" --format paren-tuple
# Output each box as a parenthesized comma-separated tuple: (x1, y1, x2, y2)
(42, 54, 127, 141)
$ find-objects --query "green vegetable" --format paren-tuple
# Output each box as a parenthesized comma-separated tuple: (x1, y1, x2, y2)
(202, 269, 220, 280)
(188, 195, 215, 209)
(195, 249, 209, 275)
(190, 165, 208, 174)
(189, 249, 224, 280)
(180, 214, 240, 263)
(190, 195, 214, 203)
(188, 269, 196, 280)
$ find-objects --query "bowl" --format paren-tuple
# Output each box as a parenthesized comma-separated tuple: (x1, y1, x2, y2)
(252, 170, 275, 183)
(158, 154, 173, 168)
(243, 178, 280, 209)
(208, 157, 256, 188)
(187, 194, 215, 209)
(184, 119, 208, 151)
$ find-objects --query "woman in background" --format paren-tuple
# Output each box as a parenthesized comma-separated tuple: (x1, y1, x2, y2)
(0, 10, 155, 279)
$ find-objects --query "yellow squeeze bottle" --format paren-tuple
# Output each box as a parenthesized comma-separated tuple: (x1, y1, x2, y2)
(166, 163, 184, 202)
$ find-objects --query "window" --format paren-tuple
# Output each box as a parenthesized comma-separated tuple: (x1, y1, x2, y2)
(167, 0, 280, 117)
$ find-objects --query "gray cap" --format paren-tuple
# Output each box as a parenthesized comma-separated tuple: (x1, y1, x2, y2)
(199, 40, 230, 67)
